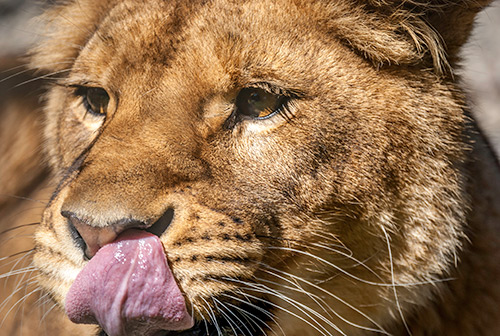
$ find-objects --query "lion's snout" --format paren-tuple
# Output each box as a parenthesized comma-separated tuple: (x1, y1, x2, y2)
(61, 208, 174, 259)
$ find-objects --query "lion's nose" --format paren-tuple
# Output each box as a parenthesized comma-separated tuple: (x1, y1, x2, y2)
(61, 209, 174, 259)
(61, 211, 147, 259)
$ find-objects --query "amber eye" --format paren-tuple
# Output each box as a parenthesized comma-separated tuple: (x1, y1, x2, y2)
(235, 87, 287, 119)
(75, 87, 110, 116)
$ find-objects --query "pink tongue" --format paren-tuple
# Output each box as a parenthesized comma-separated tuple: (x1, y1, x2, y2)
(65, 230, 194, 336)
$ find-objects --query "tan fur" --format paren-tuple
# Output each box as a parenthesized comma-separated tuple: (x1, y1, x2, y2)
(1, 0, 499, 335)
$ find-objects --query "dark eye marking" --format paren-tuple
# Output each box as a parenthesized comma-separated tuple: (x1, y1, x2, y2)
(74, 86, 110, 117)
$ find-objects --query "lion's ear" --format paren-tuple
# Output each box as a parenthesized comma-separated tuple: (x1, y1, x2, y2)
(329, 0, 493, 74)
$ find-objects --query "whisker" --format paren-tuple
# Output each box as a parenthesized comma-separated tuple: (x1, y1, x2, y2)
(1, 62, 32, 75)
(0, 266, 37, 280)
(13, 68, 72, 88)
(0, 278, 40, 327)
(1, 286, 42, 327)
(221, 293, 281, 336)
(257, 234, 386, 285)
(253, 273, 334, 320)
(54, 10, 105, 44)
(220, 277, 338, 336)
(0, 249, 34, 263)
(235, 288, 334, 336)
(0, 276, 38, 311)
(0, 66, 35, 84)
(197, 302, 212, 336)
(1, 269, 37, 310)
(265, 246, 386, 287)
(309, 241, 382, 277)
(265, 246, 452, 287)
(200, 296, 223, 336)
(0, 194, 48, 205)
(3, 249, 35, 283)
(213, 297, 240, 336)
(0, 223, 39, 236)
(0, 234, 35, 246)
(0, 60, 74, 84)
(219, 290, 277, 322)
(192, 305, 211, 336)
(40, 301, 58, 325)
(215, 297, 254, 336)
(381, 226, 412, 336)
(259, 265, 390, 335)
(249, 286, 343, 336)
(34, 290, 51, 308)
(2, 257, 36, 316)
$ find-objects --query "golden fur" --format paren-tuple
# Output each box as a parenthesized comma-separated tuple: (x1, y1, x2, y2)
(1, 0, 499, 335)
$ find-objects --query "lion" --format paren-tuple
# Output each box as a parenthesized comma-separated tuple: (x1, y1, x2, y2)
(0, 0, 499, 335)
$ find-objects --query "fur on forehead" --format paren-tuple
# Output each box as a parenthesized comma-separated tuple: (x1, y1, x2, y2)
(31, 0, 490, 76)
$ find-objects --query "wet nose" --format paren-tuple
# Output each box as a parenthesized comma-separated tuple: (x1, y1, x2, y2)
(61, 211, 147, 259)
(61, 209, 174, 259)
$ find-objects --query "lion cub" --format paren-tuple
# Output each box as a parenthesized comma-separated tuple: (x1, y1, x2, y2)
(0, 0, 499, 335)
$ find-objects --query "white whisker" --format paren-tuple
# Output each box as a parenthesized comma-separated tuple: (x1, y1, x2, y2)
(213, 297, 240, 336)
(221, 277, 338, 336)
(200, 296, 223, 336)
(0, 249, 34, 265)
(0, 61, 74, 84)
(259, 265, 391, 335)
(0, 276, 38, 314)
(221, 292, 282, 336)
(1, 284, 41, 327)
(13, 68, 72, 88)
(239, 289, 334, 336)
(40, 301, 58, 325)
(252, 273, 335, 322)
(0, 266, 37, 280)
(265, 246, 452, 287)
(309, 241, 382, 279)
(381, 226, 412, 336)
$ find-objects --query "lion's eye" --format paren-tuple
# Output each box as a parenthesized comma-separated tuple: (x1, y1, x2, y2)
(75, 87, 110, 116)
(235, 87, 287, 119)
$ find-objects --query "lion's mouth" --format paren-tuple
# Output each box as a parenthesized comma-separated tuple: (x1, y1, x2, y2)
(65, 228, 272, 336)
(65, 230, 194, 336)
(96, 303, 272, 336)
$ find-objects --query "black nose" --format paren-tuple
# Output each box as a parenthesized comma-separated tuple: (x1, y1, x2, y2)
(61, 208, 174, 259)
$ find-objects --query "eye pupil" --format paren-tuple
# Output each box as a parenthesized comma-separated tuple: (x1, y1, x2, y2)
(249, 92, 261, 103)
(78, 87, 109, 116)
(87, 88, 109, 115)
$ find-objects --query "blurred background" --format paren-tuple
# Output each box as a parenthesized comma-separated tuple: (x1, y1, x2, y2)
(461, 1, 500, 158)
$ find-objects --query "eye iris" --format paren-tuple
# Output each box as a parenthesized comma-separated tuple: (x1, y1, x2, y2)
(85, 88, 109, 115)
(236, 88, 282, 119)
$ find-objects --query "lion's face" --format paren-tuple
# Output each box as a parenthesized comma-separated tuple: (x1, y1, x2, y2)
(33, 0, 472, 335)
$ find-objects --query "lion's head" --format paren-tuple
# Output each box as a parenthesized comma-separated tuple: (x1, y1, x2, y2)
(30, 0, 493, 335)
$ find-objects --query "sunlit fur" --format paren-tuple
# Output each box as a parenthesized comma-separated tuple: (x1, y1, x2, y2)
(1, 0, 499, 335)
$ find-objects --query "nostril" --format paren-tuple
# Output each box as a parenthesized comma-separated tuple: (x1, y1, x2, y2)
(146, 208, 174, 237)
(61, 210, 92, 260)
(63, 211, 88, 256)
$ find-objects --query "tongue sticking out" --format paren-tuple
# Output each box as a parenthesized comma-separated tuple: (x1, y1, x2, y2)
(65, 230, 194, 336)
